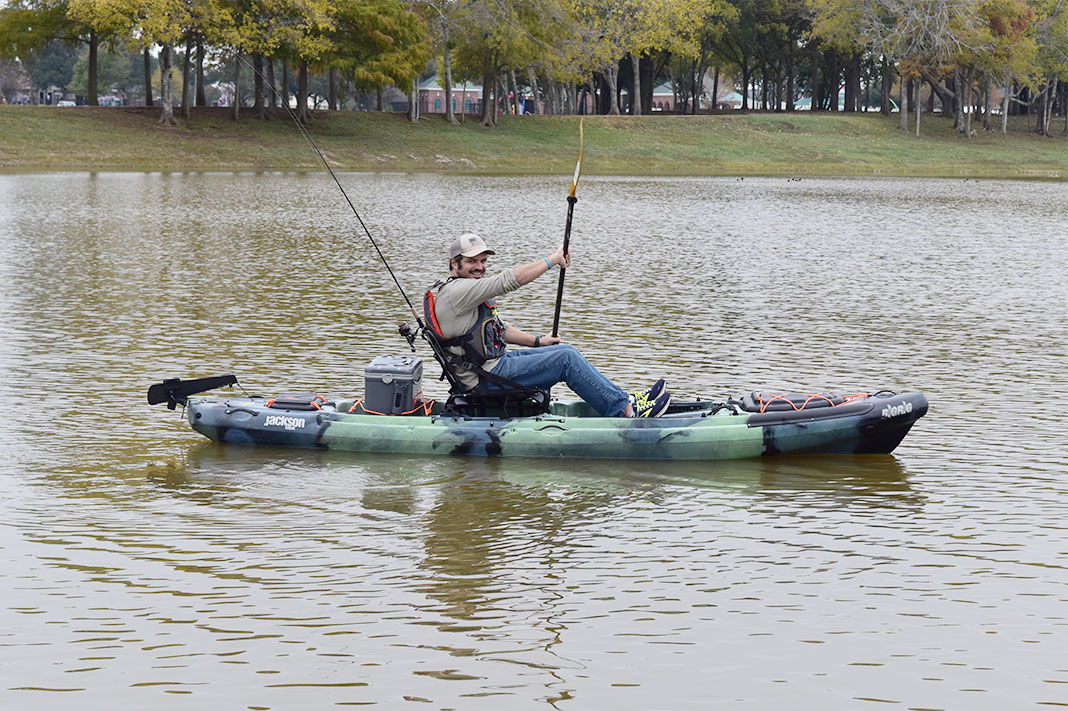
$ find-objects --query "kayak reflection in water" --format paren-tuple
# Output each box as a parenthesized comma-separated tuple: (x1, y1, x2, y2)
(422, 233, 672, 418)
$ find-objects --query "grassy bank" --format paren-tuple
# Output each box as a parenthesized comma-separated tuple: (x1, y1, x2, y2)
(0, 105, 1064, 178)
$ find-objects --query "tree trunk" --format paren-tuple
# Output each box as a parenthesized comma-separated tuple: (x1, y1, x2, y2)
(297, 61, 308, 123)
(480, 69, 494, 126)
(712, 66, 720, 110)
(881, 56, 891, 115)
(827, 53, 838, 111)
(267, 60, 277, 108)
(631, 53, 641, 115)
(1001, 81, 1010, 133)
(786, 54, 794, 111)
(443, 34, 457, 123)
(282, 59, 290, 109)
(782, 60, 788, 110)
(963, 66, 974, 136)
(595, 73, 608, 113)
(195, 40, 206, 107)
(898, 73, 908, 131)
(328, 68, 337, 111)
(1042, 78, 1054, 137)
(921, 71, 953, 116)
(527, 67, 540, 116)
(144, 48, 153, 107)
(983, 76, 992, 131)
(692, 58, 702, 114)
(87, 30, 98, 105)
(407, 85, 418, 122)
(509, 67, 519, 114)
(492, 73, 500, 122)
(953, 68, 966, 133)
(640, 56, 654, 112)
(853, 52, 863, 110)
(915, 78, 921, 137)
(741, 63, 751, 110)
(761, 64, 768, 110)
(603, 65, 620, 115)
(775, 60, 783, 111)
(1034, 83, 1044, 134)
(376, 87, 383, 112)
(231, 55, 240, 121)
(254, 54, 265, 119)
(1033, 78, 1053, 136)
(1013, 83, 1026, 121)
(181, 35, 191, 118)
(159, 43, 176, 125)
(809, 43, 819, 111)
(843, 53, 856, 112)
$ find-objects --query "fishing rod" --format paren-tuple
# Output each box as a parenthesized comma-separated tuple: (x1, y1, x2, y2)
(550, 119, 584, 338)
(235, 55, 425, 330)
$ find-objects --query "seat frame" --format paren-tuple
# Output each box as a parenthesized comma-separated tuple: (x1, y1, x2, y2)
(420, 327, 550, 418)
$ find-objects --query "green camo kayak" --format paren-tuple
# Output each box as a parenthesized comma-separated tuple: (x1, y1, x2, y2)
(167, 387, 927, 461)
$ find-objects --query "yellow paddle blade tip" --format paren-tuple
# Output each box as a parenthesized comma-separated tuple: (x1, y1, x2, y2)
(569, 120, 584, 197)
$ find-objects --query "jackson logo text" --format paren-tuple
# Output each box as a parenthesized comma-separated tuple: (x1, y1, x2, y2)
(264, 415, 307, 431)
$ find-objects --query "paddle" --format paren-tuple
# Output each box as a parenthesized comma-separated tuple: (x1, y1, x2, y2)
(551, 120, 584, 338)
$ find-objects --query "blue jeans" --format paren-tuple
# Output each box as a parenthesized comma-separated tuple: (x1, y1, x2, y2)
(487, 344, 629, 417)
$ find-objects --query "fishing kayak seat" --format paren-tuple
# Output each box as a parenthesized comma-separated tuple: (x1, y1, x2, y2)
(421, 327, 550, 418)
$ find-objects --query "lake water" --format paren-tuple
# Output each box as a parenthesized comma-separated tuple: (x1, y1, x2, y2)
(1, 172, 1067, 709)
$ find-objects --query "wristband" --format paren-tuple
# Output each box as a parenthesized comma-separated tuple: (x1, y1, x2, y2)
(534, 335, 541, 347)
(544, 257, 553, 270)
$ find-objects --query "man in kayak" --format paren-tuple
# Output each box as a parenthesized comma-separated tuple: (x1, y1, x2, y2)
(423, 233, 671, 417)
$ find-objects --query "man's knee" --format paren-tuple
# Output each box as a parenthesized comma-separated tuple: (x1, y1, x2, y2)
(554, 343, 582, 361)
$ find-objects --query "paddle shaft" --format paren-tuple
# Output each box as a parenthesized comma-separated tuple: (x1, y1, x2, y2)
(550, 195, 578, 338)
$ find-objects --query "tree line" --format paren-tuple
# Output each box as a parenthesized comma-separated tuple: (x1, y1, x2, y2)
(1, 0, 1065, 136)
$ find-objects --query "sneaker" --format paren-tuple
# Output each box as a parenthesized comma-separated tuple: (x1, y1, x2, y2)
(631, 390, 671, 418)
(630, 378, 666, 409)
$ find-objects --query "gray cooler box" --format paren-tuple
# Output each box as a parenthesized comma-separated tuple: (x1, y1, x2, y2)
(363, 355, 424, 414)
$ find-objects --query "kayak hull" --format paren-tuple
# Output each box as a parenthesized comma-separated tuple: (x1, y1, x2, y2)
(185, 391, 928, 460)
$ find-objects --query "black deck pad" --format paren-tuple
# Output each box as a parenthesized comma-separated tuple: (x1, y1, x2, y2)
(267, 393, 333, 411)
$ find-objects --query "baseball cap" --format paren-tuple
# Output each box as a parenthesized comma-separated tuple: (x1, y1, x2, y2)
(450, 233, 495, 260)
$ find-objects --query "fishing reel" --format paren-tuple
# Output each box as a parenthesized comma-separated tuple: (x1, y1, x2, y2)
(398, 322, 418, 352)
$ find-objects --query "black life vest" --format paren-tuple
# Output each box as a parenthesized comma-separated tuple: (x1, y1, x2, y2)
(423, 278, 507, 367)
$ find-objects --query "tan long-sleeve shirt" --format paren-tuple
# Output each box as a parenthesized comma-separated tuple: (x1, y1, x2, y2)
(426, 269, 521, 389)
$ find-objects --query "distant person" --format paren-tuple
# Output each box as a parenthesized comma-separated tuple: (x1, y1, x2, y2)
(423, 233, 671, 417)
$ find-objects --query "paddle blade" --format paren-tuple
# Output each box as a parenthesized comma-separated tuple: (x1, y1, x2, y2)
(569, 119, 584, 198)
(148, 375, 238, 410)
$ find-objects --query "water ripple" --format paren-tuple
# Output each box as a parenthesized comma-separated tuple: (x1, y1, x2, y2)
(2, 173, 1067, 709)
